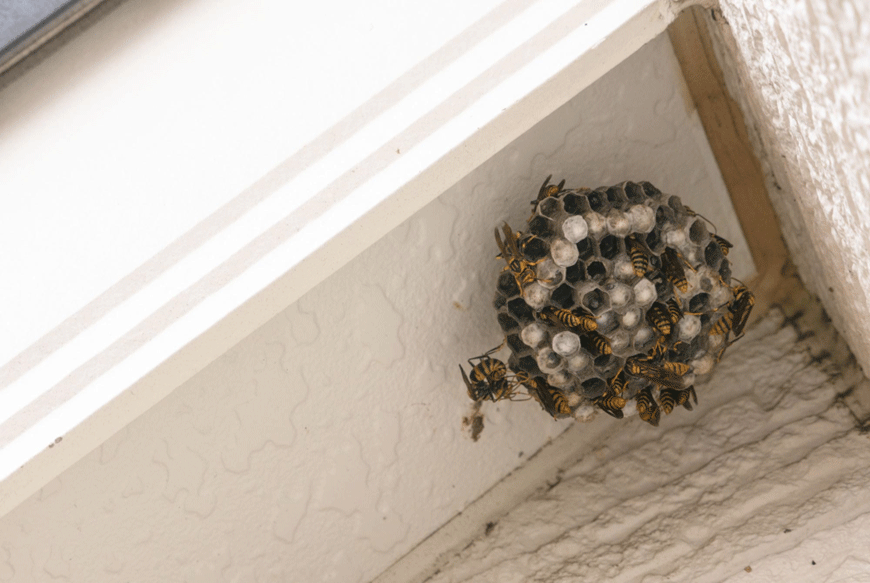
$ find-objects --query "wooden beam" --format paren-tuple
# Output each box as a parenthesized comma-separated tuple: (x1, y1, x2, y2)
(668, 6, 795, 316)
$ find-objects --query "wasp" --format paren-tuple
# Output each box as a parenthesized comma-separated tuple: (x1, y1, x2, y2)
(609, 368, 628, 396)
(459, 343, 515, 403)
(539, 306, 598, 332)
(625, 355, 685, 389)
(495, 222, 546, 297)
(661, 247, 692, 293)
(635, 386, 661, 426)
(529, 174, 565, 218)
(666, 298, 683, 324)
(580, 331, 612, 355)
(646, 302, 673, 336)
(659, 385, 698, 414)
(710, 283, 755, 339)
(594, 393, 626, 419)
(625, 235, 650, 277)
(712, 234, 733, 256)
(710, 309, 735, 337)
(649, 335, 668, 359)
(730, 283, 755, 338)
(661, 361, 692, 377)
(518, 373, 571, 418)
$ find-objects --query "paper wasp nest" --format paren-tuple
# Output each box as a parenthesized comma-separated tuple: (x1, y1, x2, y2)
(463, 178, 754, 426)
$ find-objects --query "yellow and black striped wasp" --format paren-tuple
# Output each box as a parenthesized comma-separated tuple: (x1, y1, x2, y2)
(661, 361, 692, 377)
(516, 372, 571, 418)
(625, 235, 650, 277)
(661, 247, 692, 294)
(595, 392, 627, 419)
(635, 386, 661, 426)
(460, 343, 517, 403)
(580, 331, 612, 355)
(528, 174, 565, 219)
(710, 282, 755, 339)
(709, 281, 755, 360)
(594, 369, 628, 418)
(647, 302, 673, 337)
(712, 235, 733, 256)
(624, 354, 685, 390)
(495, 222, 547, 297)
(729, 283, 755, 338)
(666, 298, 683, 323)
(538, 305, 598, 332)
(659, 385, 697, 414)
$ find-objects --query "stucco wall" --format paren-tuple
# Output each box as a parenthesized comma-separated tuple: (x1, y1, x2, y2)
(0, 35, 748, 582)
(710, 0, 870, 374)
(423, 307, 868, 582)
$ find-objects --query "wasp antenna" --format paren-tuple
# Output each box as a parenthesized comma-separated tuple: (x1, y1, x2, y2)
(698, 211, 719, 234)
(539, 174, 553, 193)
(494, 227, 508, 257)
(483, 338, 507, 356)
(459, 365, 470, 383)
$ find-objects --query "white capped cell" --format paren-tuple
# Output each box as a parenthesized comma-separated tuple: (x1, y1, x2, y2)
(607, 283, 633, 308)
(595, 310, 617, 333)
(677, 314, 701, 340)
(523, 282, 551, 309)
(567, 352, 591, 373)
(690, 354, 716, 375)
(678, 268, 701, 297)
(609, 330, 631, 353)
(633, 326, 654, 349)
(567, 393, 583, 408)
(561, 215, 588, 243)
(535, 259, 563, 289)
(521, 322, 548, 347)
(709, 280, 734, 309)
(628, 204, 656, 233)
(621, 307, 642, 329)
(613, 257, 636, 281)
(606, 210, 631, 237)
(536, 348, 564, 374)
(664, 227, 687, 248)
(708, 329, 726, 348)
(550, 237, 580, 267)
(584, 212, 607, 239)
(633, 278, 656, 305)
(552, 331, 581, 356)
(698, 265, 718, 282)
(547, 370, 573, 388)
(622, 400, 638, 417)
(574, 405, 595, 421)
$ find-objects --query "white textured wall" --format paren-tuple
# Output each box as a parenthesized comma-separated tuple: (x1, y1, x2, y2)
(424, 308, 868, 582)
(711, 0, 870, 374)
(0, 35, 747, 582)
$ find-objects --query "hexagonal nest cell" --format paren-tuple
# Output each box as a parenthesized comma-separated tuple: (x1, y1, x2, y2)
(461, 177, 754, 426)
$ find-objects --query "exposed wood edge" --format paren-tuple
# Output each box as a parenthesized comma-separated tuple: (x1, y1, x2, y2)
(667, 6, 796, 322)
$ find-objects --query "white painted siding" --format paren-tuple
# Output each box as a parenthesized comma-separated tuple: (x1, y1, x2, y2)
(712, 0, 870, 375)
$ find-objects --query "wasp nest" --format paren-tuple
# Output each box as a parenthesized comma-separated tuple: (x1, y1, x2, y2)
(462, 177, 754, 426)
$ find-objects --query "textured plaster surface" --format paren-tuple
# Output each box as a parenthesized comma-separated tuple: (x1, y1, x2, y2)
(0, 36, 746, 582)
(425, 308, 869, 583)
(710, 0, 870, 375)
